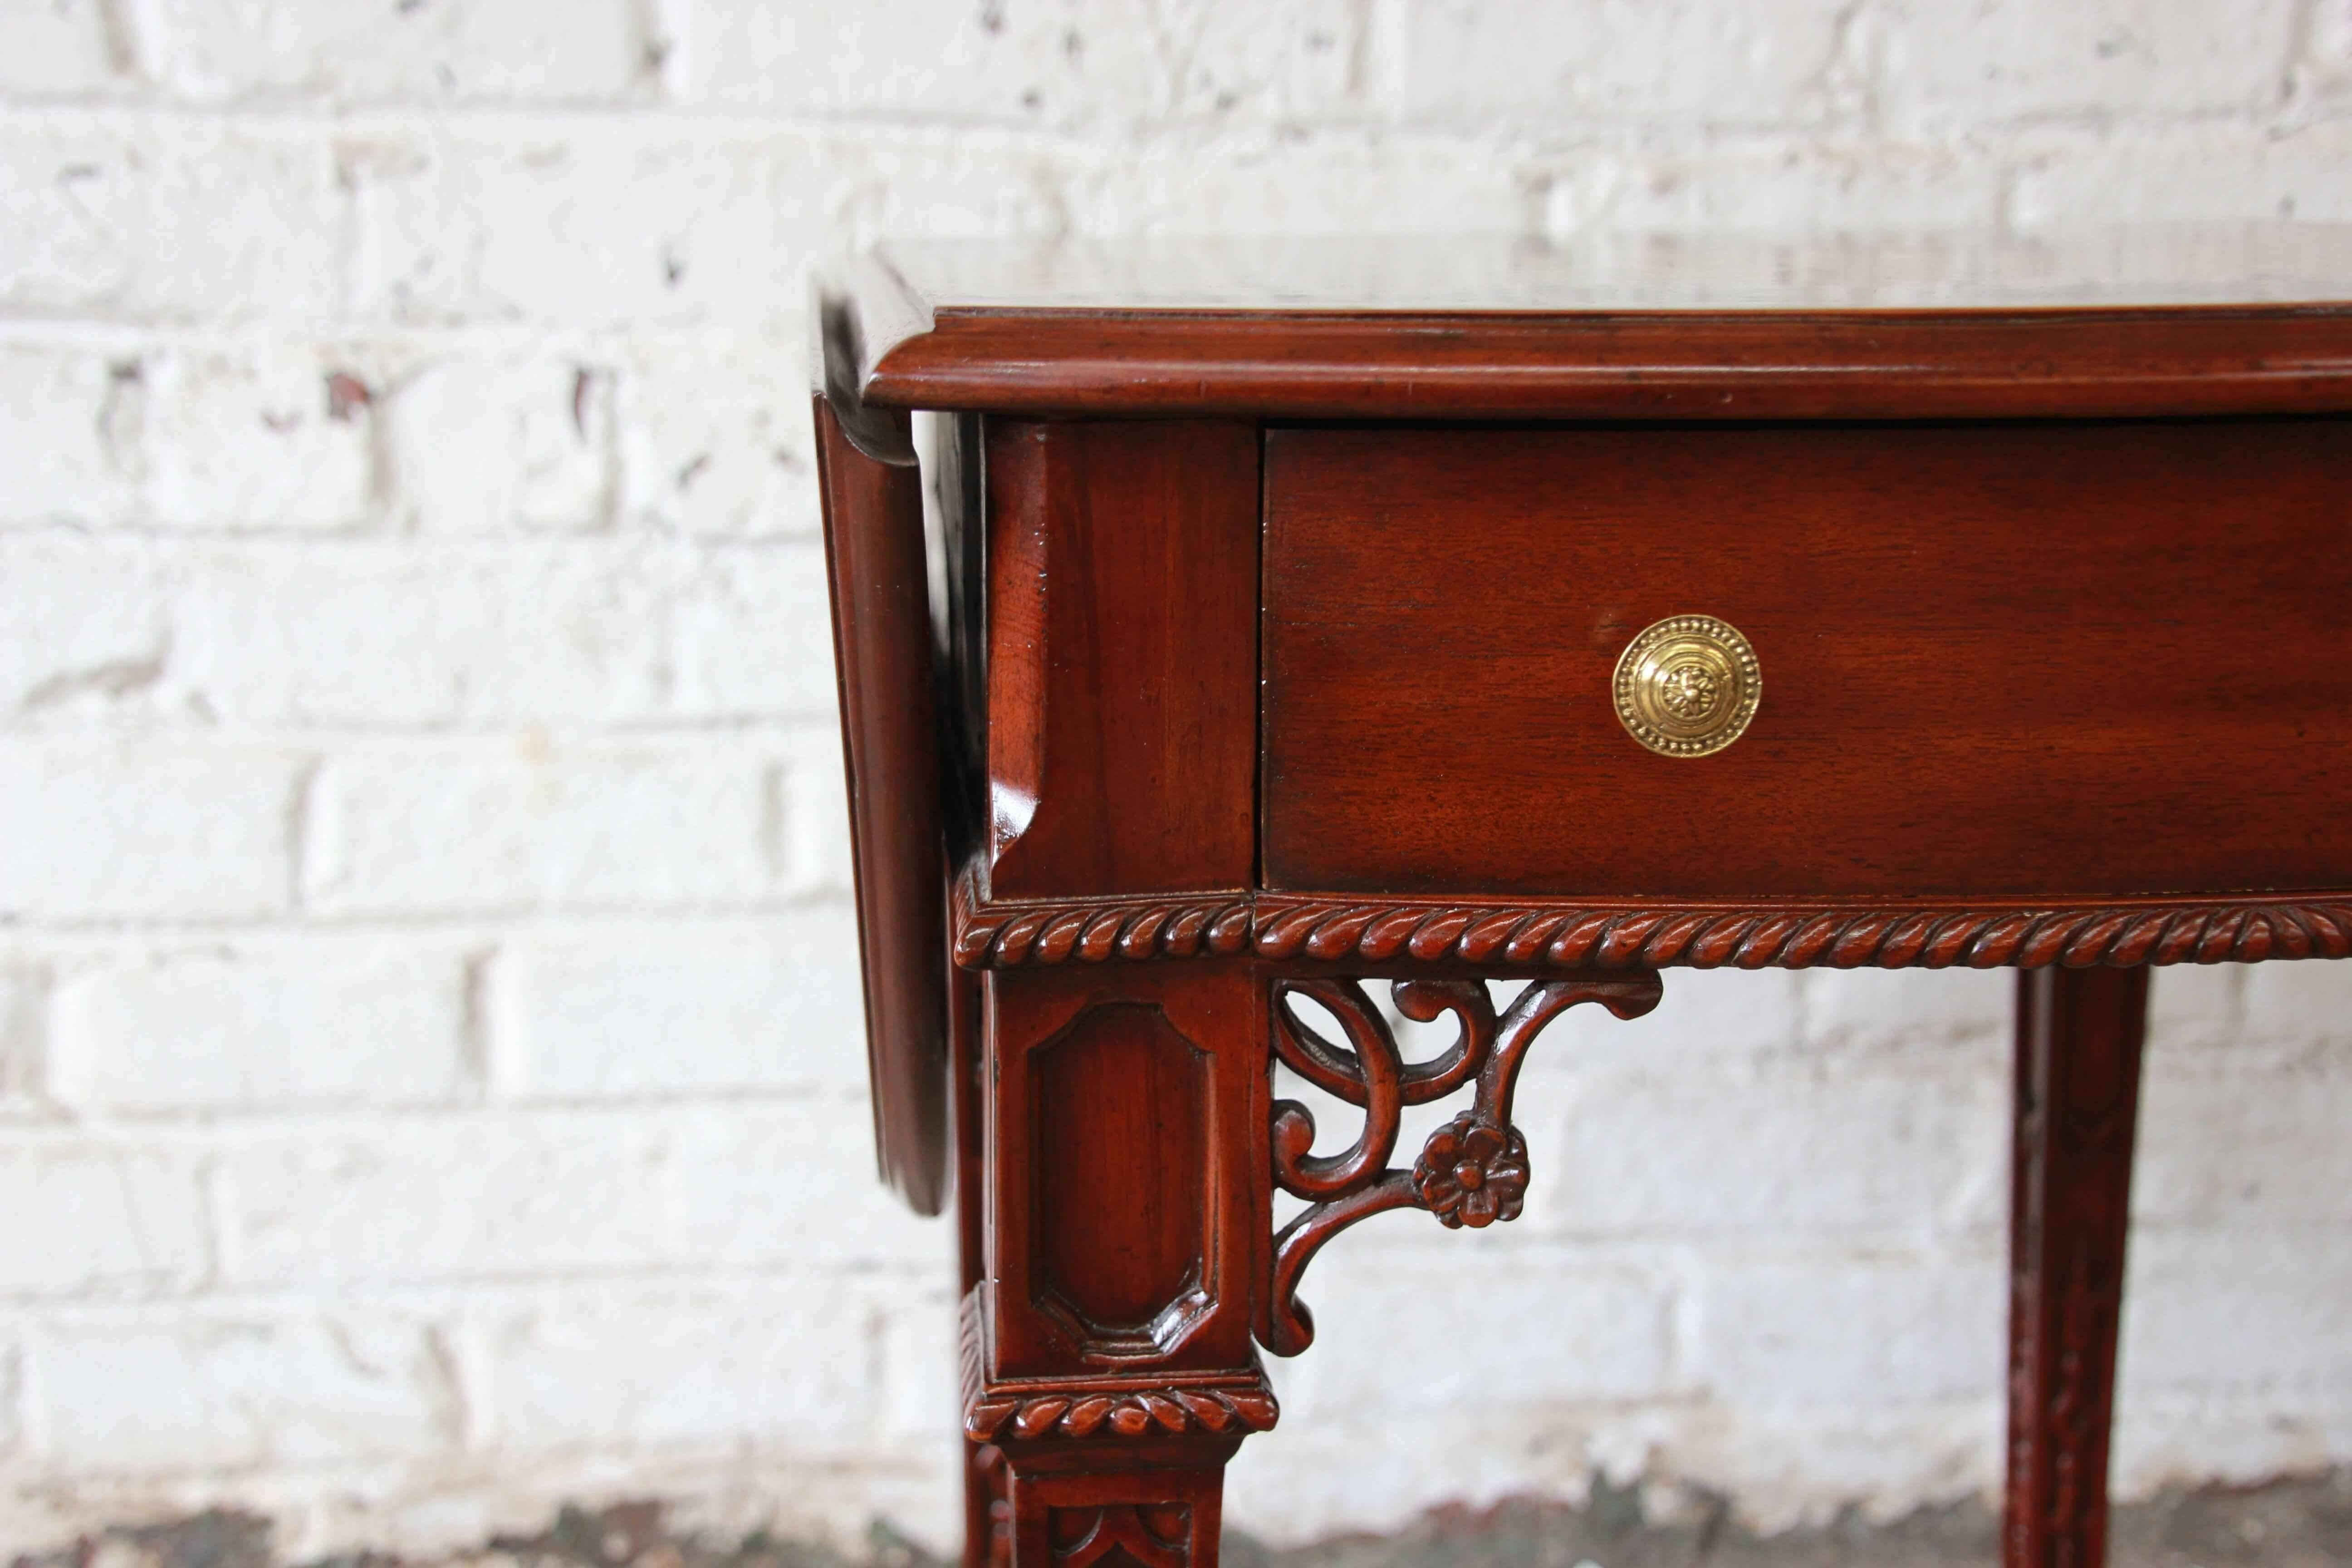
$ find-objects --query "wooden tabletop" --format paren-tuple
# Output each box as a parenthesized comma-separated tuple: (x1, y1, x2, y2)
(828, 224, 2352, 421)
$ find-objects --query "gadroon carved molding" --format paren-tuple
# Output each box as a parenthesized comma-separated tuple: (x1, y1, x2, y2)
(952, 872, 2352, 973)
(960, 1287, 1278, 1443)
(1260, 972, 1663, 1357)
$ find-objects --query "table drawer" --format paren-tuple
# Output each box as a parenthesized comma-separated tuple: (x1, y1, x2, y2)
(1261, 420, 2352, 902)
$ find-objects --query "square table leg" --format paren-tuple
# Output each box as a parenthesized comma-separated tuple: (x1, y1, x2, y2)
(2004, 966, 2151, 1568)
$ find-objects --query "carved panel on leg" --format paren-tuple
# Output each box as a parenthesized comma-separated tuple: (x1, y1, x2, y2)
(985, 965, 1266, 1379)
(1260, 972, 1663, 1356)
(1035, 1005, 1209, 1349)
(977, 965, 1265, 1568)
(1049, 1504, 1191, 1568)
(1004, 1445, 1234, 1568)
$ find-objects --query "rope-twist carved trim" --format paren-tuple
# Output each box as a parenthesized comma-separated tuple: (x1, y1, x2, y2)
(953, 870, 1253, 967)
(1250, 900, 2352, 969)
(957, 1283, 1277, 1443)
(954, 869, 2352, 971)
(965, 1385, 1279, 1442)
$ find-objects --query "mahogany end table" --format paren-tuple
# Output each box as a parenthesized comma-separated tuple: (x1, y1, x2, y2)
(810, 229, 2352, 1568)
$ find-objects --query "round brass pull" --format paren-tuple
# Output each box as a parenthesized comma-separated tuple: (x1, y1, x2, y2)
(1612, 614, 1760, 757)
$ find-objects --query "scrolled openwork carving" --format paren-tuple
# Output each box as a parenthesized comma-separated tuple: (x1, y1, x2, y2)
(1261, 972, 1662, 1356)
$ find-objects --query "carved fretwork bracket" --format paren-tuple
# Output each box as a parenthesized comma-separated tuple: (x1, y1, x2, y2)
(1260, 972, 1664, 1356)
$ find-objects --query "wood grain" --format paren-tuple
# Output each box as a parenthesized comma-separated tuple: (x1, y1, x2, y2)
(950, 873, 2352, 972)
(2006, 967, 2150, 1568)
(1035, 1004, 1207, 1333)
(866, 308, 2352, 422)
(983, 420, 1259, 901)
(1264, 419, 2352, 902)
(813, 393, 949, 1215)
(974, 965, 1268, 1568)
(982, 965, 1267, 1380)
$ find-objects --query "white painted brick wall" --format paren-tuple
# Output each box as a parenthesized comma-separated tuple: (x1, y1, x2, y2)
(0, 0, 2347, 1558)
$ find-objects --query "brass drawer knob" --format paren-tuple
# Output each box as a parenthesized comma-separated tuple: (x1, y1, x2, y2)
(1613, 614, 1761, 757)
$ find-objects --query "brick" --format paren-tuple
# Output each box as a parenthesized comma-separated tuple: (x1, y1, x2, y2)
(222, 1104, 946, 1286)
(809, 126, 1093, 252)
(0, 532, 172, 719)
(1225, 1413, 1531, 1545)
(1542, 137, 2004, 234)
(2145, 962, 2244, 1050)
(2114, 1391, 2343, 1501)
(0, 739, 299, 921)
(667, 542, 840, 719)
(0, 116, 343, 322)
(1687, 1251, 2004, 1408)
(0, 1, 127, 96)
(1073, 131, 1530, 235)
(1525, 1061, 2006, 1240)
(2134, 1059, 2352, 1225)
(0, 1142, 207, 1298)
(2299, 0, 2352, 106)
(34, 1309, 464, 1471)
(153, 0, 644, 103)
(2, 0, 2350, 1542)
(1284, 1244, 1671, 1416)
(0, 344, 141, 525)
(0, 959, 43, 1104)
(0, 1339, 16, 1455)
(2241, 958, 2352, 1048)
(875, 1280, 960, 1441)
(170, 541, 669, 726)
(1668, 1402, 2004, 1535)
(303, 739, 771, 916)
(133, 343, 379, 529)
(499, 913, 862, 1100)
(1503, 968, 1803, 1106)
(1878, 0, 2298, 127)
(782, 730, 854, 897)
(49, 938, 473, 1112)
(1399, 0, 1860, 127)
(0, 341, 383, 531)
(1800, 967, 2008, 1049)
(677, 0, 1364, 126)
(617, 333, 820, 538)
(483, 1281, 877, 1452)
(347, 125, 800, 328)
(2122, 1228, 2352, 1396)
(378, 348, 615, 534)
(2010, 121, 2352, 226)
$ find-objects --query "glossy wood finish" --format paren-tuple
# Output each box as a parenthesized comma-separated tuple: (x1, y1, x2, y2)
(813, 235, 2352, 1568)
(951, 961, 996, 1568)
(2007, 967, 2151, 1568)
(837, 229, 2352, 421)
(869, 309, 2352, 422)
(1264, 420, 2352, 902)
(951, 880, 2352, 972)
(981, 964, 1267, 1378)
(968, 962, 1272, 1568)
(983, 420, 1259, 901)
(1262, 972, 1663, 1356)
(1005, 1441, 1236, 1568)
(813, 393, 949, 1215)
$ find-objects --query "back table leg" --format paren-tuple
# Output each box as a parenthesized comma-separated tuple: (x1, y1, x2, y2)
(2004, 967, 2151, 1568)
